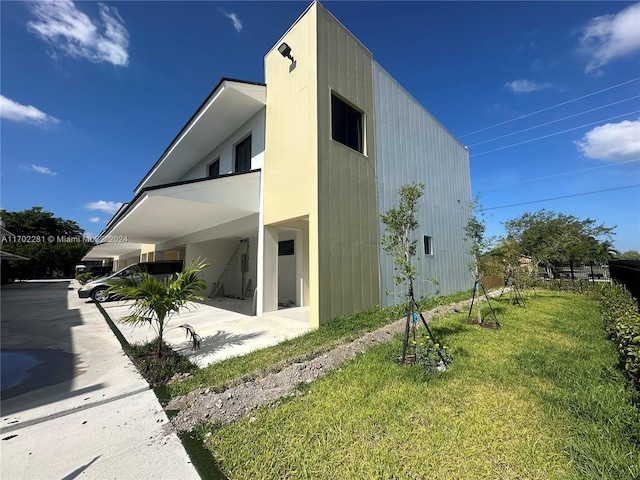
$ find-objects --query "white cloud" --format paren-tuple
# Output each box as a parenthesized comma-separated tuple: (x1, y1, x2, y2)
(30, 164, 57, 175)
(578, 2, 640, 73)
(1, 95, 60, 126)
(88, 217, 101, 223)
(223, 12, 243, 32)
(28, 0, 130, 67)
(504, 79, 552, 93)
(85, 200, 123, 214)
(575, 119, 640, 161)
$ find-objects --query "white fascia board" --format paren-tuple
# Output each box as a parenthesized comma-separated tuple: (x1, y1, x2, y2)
(136, 81, 266, 194)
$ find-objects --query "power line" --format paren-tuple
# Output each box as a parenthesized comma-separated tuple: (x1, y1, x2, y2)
(470, 110, 640, 157)
(483, 184, 640, 211)
(479, 159, 640, 190)
(459, 77, 640, 138)
(469, 96, 640, 148)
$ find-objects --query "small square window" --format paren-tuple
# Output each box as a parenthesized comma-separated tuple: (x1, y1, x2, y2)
(208, 159, 220, 178)
(424, 235, 433, 255)
(331, 94, 363, 153)
(278, 240, 294, 256)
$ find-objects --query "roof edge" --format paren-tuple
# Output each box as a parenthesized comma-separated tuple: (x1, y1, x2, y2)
(133, 77, 265, 193)
(105, 169, 262, 239)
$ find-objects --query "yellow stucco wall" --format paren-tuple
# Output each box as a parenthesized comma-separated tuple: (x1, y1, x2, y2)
(264, 3, 320, 326)
(263, 2, 380, 327)
(264, 4, 319, 224)
(140, 243, 155, 262)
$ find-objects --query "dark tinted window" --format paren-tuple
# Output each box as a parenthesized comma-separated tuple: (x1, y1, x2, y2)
(235, 136, 252, 173)
(278, 240, 294, 256)
(331, 94, 363, 153)
(424, 236, 433, 255)
(208, 159, 220, 178)
(145, 262, 183, 275)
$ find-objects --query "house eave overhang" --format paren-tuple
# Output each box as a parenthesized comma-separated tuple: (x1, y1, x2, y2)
(135, 78, 266, 193)
(103, 170, 261, 246)
(0, 251, 29, 261)
(82, 242, 143, 261)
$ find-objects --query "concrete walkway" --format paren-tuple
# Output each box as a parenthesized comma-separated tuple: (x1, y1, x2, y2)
(102, 296, 311, 368)
(1, 280, 200, 480)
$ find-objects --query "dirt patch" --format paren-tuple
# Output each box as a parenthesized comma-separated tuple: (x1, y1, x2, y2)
(166, 292, 502, 433)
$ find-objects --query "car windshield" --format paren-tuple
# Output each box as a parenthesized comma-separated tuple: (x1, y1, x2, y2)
(112, 265, 139, 278)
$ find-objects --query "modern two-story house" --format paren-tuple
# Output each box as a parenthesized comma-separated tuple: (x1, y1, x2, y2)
(84, 1, 473, 328)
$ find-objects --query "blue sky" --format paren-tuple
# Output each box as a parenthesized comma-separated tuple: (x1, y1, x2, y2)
(1, 1, 639, 252)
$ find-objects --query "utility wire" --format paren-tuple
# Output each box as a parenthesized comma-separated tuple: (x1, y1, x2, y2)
(459, 77, 640, 138)
(469, 96, 640, 147)
(483, 184, 640, 211)
(470, 110, 640, 157)
(480, 159, 640, 190)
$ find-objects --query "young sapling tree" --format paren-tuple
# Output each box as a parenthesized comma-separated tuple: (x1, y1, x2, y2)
(381, 183, 448, 367)
(464, 196, 499, 326)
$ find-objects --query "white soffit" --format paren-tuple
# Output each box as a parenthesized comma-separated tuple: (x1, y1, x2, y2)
(137, 81, 266, 193)
(82, 242, 143, 260)
(107, 172, 261, 244)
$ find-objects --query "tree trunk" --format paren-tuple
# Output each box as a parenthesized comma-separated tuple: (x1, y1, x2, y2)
(569, 260, 575, 281)
(156, 317, 165, 358)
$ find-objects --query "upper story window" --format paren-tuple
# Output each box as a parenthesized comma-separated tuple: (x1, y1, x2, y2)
(235, 135, 252, 173)
(208, 159, 220, 178)
(331, 94, 363, 153)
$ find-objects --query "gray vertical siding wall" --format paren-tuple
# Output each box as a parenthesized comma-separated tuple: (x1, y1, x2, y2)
(373, 63, 473, 306)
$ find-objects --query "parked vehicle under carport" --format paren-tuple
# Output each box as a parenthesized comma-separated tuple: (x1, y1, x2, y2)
(77, 260, 183, 302)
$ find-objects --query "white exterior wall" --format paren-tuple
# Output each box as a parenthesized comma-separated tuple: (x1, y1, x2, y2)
(183, 236, 257, 298)
(179, 110, 265, 182)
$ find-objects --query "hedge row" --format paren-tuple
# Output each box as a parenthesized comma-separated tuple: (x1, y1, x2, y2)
(591, 283, 640, 391)
(546, 280, 640, 391)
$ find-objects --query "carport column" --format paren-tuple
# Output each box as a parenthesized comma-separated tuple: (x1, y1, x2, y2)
(296, 228, 307, 307)
(259, 225, 279, 314)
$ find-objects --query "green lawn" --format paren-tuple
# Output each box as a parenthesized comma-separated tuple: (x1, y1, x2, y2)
(197, 291, 639, 479)
(166, 290, 472, 397)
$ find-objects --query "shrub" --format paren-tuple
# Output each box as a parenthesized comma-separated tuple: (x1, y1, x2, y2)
(127, 339, 197, 386)
(76, 272, 96, 284)
(589, 283, 640, 391)
(414, 334, 452, 373)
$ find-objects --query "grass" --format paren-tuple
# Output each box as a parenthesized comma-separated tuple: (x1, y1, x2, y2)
(197, 290, 639, 479)
(166, 289, 473, 397)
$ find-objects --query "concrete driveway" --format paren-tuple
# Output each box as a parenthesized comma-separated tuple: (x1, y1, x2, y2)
(0, 280, 200, 480)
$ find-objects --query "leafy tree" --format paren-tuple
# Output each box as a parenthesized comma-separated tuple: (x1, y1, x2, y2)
(1, 206, 93, 279)
(464, 197, 501, 322)
(380, 183, 424, 298)
(381, 183, 446, 364)
(106, 259, 209, 357)
(464, 196, 494, 276)
(504, 210, 614, 279)
(619, 250, 640, 260)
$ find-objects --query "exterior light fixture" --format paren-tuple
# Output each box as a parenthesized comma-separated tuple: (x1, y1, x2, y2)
(278, 42, 294, 62)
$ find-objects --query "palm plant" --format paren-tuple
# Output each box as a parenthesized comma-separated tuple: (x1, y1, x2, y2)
(106, 258, 209, 357)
